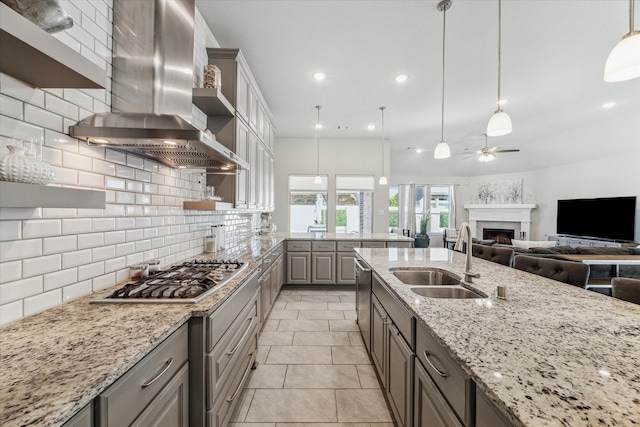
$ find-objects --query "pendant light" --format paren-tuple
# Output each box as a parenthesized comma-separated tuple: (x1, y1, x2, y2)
(379, 107, 388, 185)
(486, 0, 512, 137)
(605, 0, 640, 82)
(314, 106, 322, 184)
(434, 0, 452, 159)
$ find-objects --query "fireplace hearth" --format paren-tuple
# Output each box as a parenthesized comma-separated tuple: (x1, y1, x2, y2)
(483, 228, 515, 245)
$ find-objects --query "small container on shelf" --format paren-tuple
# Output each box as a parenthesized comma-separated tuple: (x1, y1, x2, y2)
(203, 64, 221, 89)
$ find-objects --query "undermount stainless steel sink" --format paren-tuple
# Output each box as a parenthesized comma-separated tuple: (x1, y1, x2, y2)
(391, 268, 461, 286)
(410, 286, 485, 299)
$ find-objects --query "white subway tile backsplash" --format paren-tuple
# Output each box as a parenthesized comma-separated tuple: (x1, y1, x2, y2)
(104, 257, 125, 273)
(0, 94, 23, 120)
(115, 217, 135, 230)
(93, 100, 110, 114)
(62, 280, 92, 302)
(125, 229, 143, 242)
(44, 268, 78, 291)
(24, 289, 62, 317)
(135, 170, 151, 182)
(0, 261, 21, 284)
(135, 240, 152, 252)
(125, 205, 143, 217)
(115, 192, 135, 204)
(43, 235, 77, 255)
(126, 181, 143, 193)
(151, 173, 164, 185)
(0, 239, 42, 262)
(62, 249, 92, 269)
(151, 237, 165, 249)
(23, 219, 61, 239)
(24, 104, 63, 132)
(45, 129, 77, 152)
(126, 154, 144, 170)
(0, 301, 23, 325)
(42, 208, 77, 220)
(0, 115, 45, 142)
(143, 183, 158, 194)
(0, 74, 45, 107)
(51, 166, 78, 185)
(92, 272, 116, 291)
(106, 149, 127, 165)
(77, 144, 105, 159)
(81, 14, 108, 48)
(104, 230, 125, 245)
(106, 177, 125, 190)
(62, 218, 92, 235)
(92, 218, 115, 232)
(78, 233, 105, 249)
(126, 253, 144, 268)
(135, 194, 151, 205)
(23, 254, 61, 277)
(116, 165, 135, 179)
(0, 208, 42, 221)
(0, 220, 21, 241)
(151, 195, 165, 206)
(77, 208, 104, 218)
(63, 151, 93, 171)
(103, 204, 125, 217)
(143, 160, 159, 173)
(63, 89, 93, 111)
(0, 276, 42, 304)
(42, 146, 63, 166)
(93, 158, 116, 176)
(115, 242, 135, 257)
(78, 261, 104, 281)
(45, 94, 79, 120)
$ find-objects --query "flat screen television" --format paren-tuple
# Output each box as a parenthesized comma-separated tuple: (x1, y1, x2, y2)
(556, 196, 636, 241)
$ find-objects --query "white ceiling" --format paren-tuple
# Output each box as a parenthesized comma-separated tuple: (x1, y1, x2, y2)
(195, 0, 640, 177)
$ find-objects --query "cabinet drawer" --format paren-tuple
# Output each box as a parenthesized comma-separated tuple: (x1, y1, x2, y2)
(362, 241, 386, 248)
(206, 288, 259, 403)
(207, 270, 260, 352)
(372, 275, 414, 347)
(337, 241, 361, 251)
(287, 241, 311, 251)
(312, 241, 336, 252)
(416, 323, 474, 426)
(96, 323, 188, 427)
(387, 241, 413, 248)
(62, 403, 93, 427)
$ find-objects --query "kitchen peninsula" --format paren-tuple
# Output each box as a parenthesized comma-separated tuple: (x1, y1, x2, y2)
(356, 247, 640, 426)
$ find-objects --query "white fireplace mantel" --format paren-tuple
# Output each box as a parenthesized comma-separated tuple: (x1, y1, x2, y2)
(464, 204, 537, 238)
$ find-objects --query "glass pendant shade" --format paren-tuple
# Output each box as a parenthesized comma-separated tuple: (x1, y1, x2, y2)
(434, 140, 451, 159)
(487, 109, 512, 136)
(604, 32, 640, 82)
(314, 175, 322, 184)
(379, 176, 388, 185)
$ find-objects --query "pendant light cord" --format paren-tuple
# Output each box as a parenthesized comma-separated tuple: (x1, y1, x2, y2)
(630, 0, 636, 33)
(440, 4, 446, 142)
(380, 107, 386, 176)
(316, 105, 321, 176)
(496, 0, 502, 107)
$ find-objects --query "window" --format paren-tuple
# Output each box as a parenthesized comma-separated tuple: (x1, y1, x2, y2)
(335, 175, 375, 233)
(289, 175, 328, 232)
(391, 184, 454, 234)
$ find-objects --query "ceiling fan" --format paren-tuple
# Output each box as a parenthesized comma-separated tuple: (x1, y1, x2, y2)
(463, 134, 520, 162)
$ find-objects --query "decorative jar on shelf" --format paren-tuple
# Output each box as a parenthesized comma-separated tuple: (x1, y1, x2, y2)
(0, 144, 55, 185)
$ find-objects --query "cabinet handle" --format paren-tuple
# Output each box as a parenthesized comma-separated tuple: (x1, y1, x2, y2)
(226, 316, 255, 356)
(423, 351, 448, 377)
(227, 352, 255, 402)
(141, 358, 174, 388)
(264, 258, 272, 264)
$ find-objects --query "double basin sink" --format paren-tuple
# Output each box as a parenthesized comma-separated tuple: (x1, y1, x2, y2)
(390, 268, 486, 299)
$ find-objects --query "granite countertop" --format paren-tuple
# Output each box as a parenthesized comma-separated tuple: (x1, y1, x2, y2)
(277, 232, 414, 241)
(355, 247, 640, 427)
(0, 235, 284, 427)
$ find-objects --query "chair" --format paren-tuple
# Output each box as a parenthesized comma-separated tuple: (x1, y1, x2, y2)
(513, 255, 590, 288)
(443, 228, 458, 249)
(611, 277, 640, 304)
(472, 244, 514, 267)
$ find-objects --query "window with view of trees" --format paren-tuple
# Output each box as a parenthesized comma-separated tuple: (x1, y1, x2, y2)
(289, 175, 328, 233)
(335, 175, 374, 234)
(389, 184, 453, 233)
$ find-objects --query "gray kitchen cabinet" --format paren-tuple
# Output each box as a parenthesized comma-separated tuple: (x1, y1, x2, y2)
(387, 241, 413, 248)
(311, 252, 336, 284)
(371, 277, 415, 427)
(476, 388, 513, 427)
(271, 252, 284, 304)
(337, 241, 360, 285)
(414, 358, 463, 427)
(362, 241, 386, 248)
(62, 403, 93, 427)
(96, 324, 189, 427)
(260, 264, 273, 323)
(189, 270, 260, 426)
(286, 252, 311, 284)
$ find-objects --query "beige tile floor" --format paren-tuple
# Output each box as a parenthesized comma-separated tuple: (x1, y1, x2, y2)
(230, 288, 395, 427)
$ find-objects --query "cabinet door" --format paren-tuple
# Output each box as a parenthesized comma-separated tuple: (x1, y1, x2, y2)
(312, 252, 336, 284)
(386, 324, 414, 427)
(370, 296, 387, 382)
(260, 267, 272, 322)
(131, 363, 189, 427)
(235, 65, 250, 121)
(270, 255, 282, 304)
(62, 403, 93, 427)
(414, 359, 463, 427)
(235, 119, 249, 208)
(248, 133, 258, 208)
(286, 252, 311, 284)
(476, 387, 514, 427)
(249, 87, 259, 132)
(256, 143, 264, 209)
(337, 252, 357, 284)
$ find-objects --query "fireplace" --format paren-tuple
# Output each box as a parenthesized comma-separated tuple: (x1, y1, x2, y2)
(483, 228, 515, 245)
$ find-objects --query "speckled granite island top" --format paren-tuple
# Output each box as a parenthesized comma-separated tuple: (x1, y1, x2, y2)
(356, 247, 640, 427)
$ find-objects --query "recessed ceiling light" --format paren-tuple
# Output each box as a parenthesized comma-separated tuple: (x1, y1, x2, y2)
(415, 148, 423, 153)
(368, 124, 375, 130)
(395, 74, 408, 83)
(314, 123, 323, 129)
(602, 102, 616, 109)
(313, 72, 326, 81)
(497, 99, 508, 105)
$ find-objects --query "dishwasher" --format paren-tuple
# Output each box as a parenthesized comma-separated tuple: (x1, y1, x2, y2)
(355, 257, 372, 353)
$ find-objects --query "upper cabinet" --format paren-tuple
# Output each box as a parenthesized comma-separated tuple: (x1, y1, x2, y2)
(0, 3, 107, 89)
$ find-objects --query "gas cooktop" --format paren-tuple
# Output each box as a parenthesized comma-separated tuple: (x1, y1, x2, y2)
(91, 259, 247, 304)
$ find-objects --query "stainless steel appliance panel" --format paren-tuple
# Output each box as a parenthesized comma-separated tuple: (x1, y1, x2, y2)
(355, 257, 372, 353)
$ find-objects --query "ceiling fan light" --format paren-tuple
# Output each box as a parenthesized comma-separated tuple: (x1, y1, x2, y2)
(379, 176, 388, 185)
(478, 153, 496, 162)
(434, 140, 451, 159)
(604, 32, 640, 82)
(487, 109, 512, 136)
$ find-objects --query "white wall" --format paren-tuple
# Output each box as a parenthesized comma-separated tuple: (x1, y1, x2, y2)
(274, 137, 389, 233)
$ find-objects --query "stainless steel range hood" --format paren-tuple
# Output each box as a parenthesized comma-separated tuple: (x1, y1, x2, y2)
(70, 0, 247, 170)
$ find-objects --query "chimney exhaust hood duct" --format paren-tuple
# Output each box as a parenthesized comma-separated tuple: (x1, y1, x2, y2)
(70, 0, 247, 170)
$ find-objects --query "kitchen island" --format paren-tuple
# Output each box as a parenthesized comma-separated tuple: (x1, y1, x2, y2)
(356, 247, 640, 426)
(0, 232, 410, 427)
